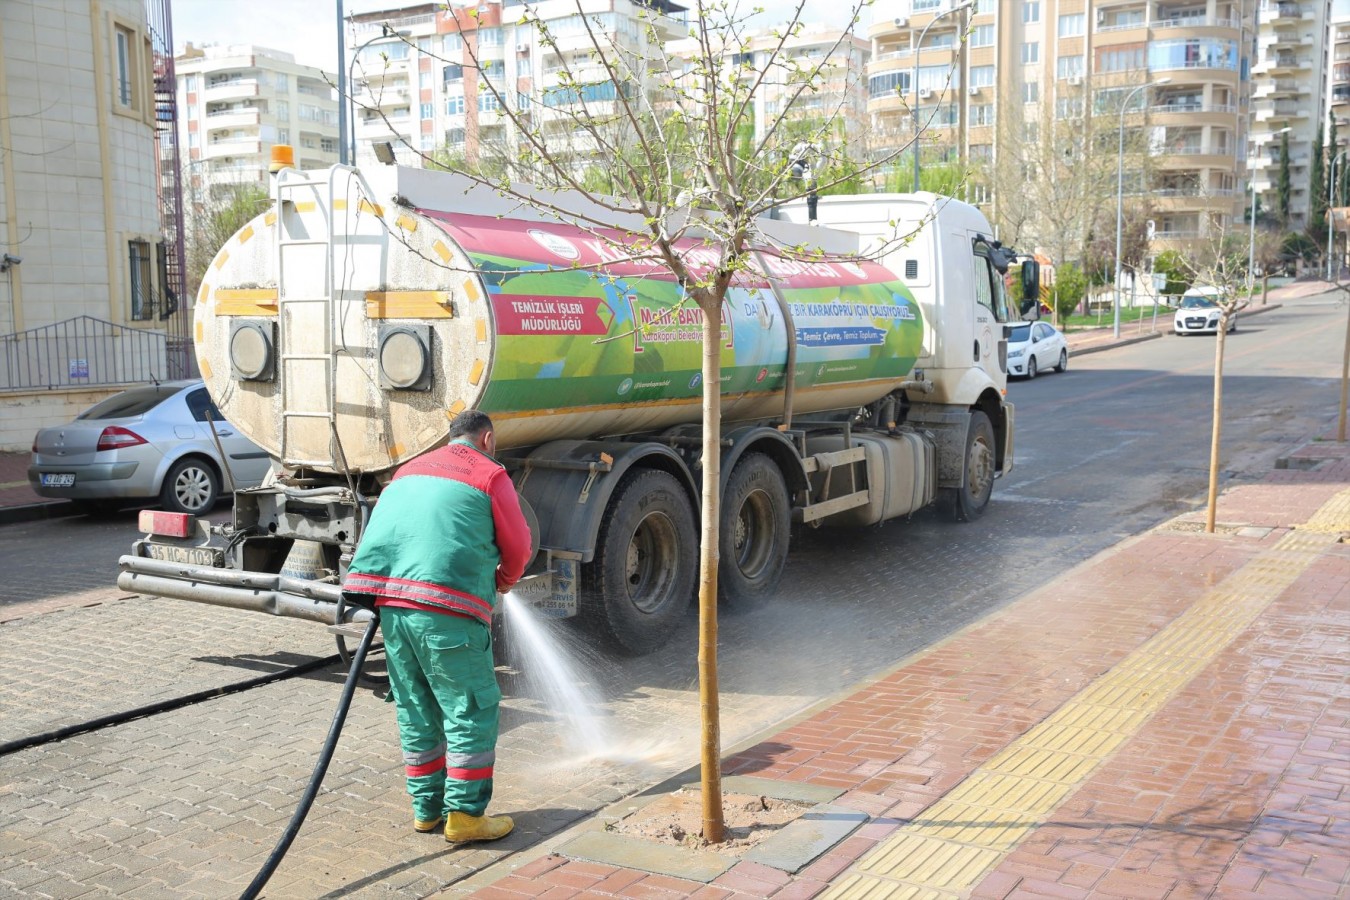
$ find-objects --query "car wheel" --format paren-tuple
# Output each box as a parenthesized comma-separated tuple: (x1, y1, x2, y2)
(1026, 356, 1037, 379)
(161, 456, 220, 515)
(1055, 348, 1068, 373)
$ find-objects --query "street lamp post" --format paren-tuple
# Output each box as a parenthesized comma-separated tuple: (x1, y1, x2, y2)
(348, 25, 410, 166)
(911, 0, 974, 192)
(1113, 77, 1169, 339)
(1247, 125, 1291, 299)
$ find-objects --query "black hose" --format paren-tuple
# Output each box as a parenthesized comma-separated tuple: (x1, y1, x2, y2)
(0, 654, 342, 758)
(241, 614, 380, 900)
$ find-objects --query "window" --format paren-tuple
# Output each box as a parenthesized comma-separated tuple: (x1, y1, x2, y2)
(1023, 81, 1039, 103)
(444, 64, 464, 82)
(970, 104, 995, 126)
(420, 71, 433, 89)
(1022, 42, 1039, 64)
(972, 252, 1008, 322)
(186, 389, 225, 423)
(1058, 13, 1084, 37)
(913, 0, 942, 9)
(478, 27, 502, 47)
(420, 102, 433, 119)
(445, 94, 465, 115)
(481, 60, 505, 79)
(1098, 45, 1146, 73)
(275, 73, 288, 91)
(276, 100, 288, 119)
(444, 33, 463, 54)
(1023, 1, 1040, 24)
(445, 127, 465, 145)
(1056, 97, 1083, 119)
(129, 240, 153, 321)
(479, 92, 500, 112)
(1057, 55, 1084, 79)
(277, 129, 288, 143)
(970, 143, 993, 161)
(1150, 38, 1238, 72)
(113, 23, 145, 113)
(969, 65, 994, 88)
(321, 137, 336, 153)
(868, 70, 909, 98)
(970, 25, 994, 47)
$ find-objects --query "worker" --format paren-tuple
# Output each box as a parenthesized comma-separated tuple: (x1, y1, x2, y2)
(342, 410, 532, 844)
(788, 141, 820, 224)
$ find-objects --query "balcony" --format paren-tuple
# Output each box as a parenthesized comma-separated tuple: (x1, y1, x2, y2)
(1256, 100, 1310, 124)
(1267, 2, 1305, 23)
(358, 87, 411, 109)
(204, 108, 261, 130)
(202, 137, 263, 160)
(1152, 15, 1240, 30)
(203, 79, 259, 101)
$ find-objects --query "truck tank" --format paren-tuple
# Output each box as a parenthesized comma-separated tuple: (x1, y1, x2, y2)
(195, 165, 926, 475)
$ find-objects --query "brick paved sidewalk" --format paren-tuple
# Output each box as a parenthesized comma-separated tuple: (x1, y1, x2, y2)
(452, 441, 1350, 899)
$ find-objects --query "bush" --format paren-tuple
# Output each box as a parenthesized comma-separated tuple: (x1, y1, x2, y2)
(1152, 250, 1190, 297)
(1051, 262, 1087, 320)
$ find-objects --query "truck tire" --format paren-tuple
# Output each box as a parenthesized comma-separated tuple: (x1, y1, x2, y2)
(948, 410, 995, 522)
(580, 469, 696, 655)
(161, 456, 220, 515)
(719, 453, 790, 608)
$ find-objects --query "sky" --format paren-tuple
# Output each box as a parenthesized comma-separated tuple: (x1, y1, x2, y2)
(171, 0, 855, 73)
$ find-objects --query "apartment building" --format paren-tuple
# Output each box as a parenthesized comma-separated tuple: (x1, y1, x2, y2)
(175, 43, 340, 194)
(348, 0, 688, 171)
(1250, 0, 1332, 231)
(666, 25, 871, 160)
(867, 0, 1259, 261)
(1329, 1, 1350, 198)
(0, 0, 168, 447)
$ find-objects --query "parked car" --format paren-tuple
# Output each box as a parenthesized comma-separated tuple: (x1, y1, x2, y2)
(29, 380, 270, 515)
(1173, 288, 1236, 335)
(1007, 320, 1068, 379)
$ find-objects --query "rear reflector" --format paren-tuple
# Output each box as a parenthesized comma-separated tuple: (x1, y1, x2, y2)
(139, 509, 194, 538)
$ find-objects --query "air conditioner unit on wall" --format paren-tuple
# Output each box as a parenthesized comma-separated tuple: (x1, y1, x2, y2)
(1067, 75, 1082, 86)
(918, 87, 933, 99)
(968, 86, 981, 95)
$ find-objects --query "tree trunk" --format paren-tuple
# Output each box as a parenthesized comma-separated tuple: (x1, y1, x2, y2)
(1205, 316, 1227, 533)
(1338, 296, 1350, 443)
(698, 298, 725, 843)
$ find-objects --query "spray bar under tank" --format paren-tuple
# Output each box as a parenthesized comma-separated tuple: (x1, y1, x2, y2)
(117, 556, 373, 627)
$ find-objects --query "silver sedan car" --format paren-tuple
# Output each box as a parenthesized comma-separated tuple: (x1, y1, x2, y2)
(29, 380, 271, 515)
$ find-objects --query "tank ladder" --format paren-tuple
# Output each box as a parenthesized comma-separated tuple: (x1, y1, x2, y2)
(272, 166, 368, 470)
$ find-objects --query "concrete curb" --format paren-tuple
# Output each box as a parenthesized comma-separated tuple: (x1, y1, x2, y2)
(0, 500, 81, 527)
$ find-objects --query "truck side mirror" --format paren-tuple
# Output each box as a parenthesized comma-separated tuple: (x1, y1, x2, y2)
(1019, 260, 1041, 320)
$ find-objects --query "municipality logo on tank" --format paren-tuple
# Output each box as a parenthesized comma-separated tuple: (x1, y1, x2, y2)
(528, 229, 579, 261)
(617, 377, 633, 395)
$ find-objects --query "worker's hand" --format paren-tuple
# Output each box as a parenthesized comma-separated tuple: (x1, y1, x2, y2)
(495, 566, 514, 594)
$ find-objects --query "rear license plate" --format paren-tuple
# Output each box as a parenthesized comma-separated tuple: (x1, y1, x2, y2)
(41, 473, 76, 487)
(140, 542, 225, 567)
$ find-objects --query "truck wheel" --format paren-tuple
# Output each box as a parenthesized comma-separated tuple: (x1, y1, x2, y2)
(719, 453, 789, 608)
(161, 456, 220, 515)
(948, 410, 995, 522)
(581, 469, 696, 655)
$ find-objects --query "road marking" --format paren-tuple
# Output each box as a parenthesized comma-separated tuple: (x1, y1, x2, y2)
(823, 487, 1350, 899)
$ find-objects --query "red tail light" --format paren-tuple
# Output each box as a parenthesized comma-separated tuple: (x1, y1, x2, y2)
(97, 426, 147, 451)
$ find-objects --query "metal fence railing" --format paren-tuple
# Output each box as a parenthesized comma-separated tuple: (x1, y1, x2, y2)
(0, 316, 169, 391)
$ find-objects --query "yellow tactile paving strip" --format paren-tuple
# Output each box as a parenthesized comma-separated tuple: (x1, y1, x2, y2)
(823, 488, 1350, 900)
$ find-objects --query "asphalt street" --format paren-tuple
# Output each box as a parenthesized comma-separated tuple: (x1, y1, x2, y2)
(0, 290, 1344, 897)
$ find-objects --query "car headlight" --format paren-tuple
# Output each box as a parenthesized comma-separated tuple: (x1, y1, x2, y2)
(1009, 348, 1024, 358)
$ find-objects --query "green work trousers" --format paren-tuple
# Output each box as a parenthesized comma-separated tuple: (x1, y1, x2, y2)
(380, 606, 501, 820)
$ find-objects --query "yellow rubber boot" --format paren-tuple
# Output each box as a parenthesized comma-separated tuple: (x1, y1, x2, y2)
(444, 811, 514, 844)
(413, 815, 444, 833)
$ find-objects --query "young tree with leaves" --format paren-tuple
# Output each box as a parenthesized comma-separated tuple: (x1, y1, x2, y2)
(352, 0, 941, 843)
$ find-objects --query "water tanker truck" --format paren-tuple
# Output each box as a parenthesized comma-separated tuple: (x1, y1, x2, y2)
(118, 158, 1038, 655)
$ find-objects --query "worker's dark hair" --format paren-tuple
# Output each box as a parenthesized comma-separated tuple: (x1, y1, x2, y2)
(449, 409, 493, 440)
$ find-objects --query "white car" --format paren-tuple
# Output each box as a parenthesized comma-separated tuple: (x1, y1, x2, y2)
(1173, 290, 1236, 335)
(1007, 321, 1068, 379)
